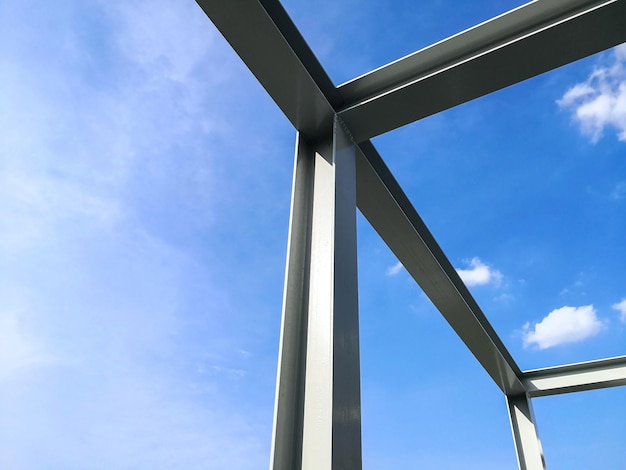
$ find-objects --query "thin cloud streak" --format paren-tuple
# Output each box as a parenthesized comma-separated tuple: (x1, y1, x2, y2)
(386, 261, 404, 276)
(612, 299, 626, 323)
(0, 1, 271, 468)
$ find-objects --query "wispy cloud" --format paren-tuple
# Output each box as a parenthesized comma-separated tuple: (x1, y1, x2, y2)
(386, 261, 404, 276)
(0, 311, 58, 379)
(611, 181, 626, 200)
(522, 305, 604, 349)
(0, 1, 271, 468)
(612, 299, 626, 323)
(456, 257, 502, 287)
(558, 44, 626, 142)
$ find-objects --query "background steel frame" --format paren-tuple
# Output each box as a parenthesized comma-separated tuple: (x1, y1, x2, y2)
(196, 0, 626, 468)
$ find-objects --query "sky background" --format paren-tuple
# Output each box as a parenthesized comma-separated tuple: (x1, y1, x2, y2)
(1, 0, 625, 469)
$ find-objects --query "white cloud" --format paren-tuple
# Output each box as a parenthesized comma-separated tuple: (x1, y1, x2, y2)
(522, 305, 604, 349)
(456, 257, 502, 287)
(386, 261, 404, 276)
(612, 299, 626, 323)
(558, 44, 626, 142)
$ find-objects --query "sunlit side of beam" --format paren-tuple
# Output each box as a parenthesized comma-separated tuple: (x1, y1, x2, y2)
(523, 356, 626, 398)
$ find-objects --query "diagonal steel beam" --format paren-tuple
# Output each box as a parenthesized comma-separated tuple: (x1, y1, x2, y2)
(338, 0, 626, 141)
(355, 141, 526, 395)
(195, 0, 339, 139)
(522, 355, 626, 398)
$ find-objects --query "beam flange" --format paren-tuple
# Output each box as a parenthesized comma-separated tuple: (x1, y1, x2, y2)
(338, 0, 626, 141)
(355, 141, 525, 395)
(523, 355, 626, 398)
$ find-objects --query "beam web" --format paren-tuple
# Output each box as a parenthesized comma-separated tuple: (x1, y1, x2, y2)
(507, 394, 546, 470)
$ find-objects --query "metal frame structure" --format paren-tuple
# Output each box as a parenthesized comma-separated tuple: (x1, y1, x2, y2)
(196, 1, 626, 468)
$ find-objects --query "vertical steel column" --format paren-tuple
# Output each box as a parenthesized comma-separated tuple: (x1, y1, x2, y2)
(270, 116, 362, 470)
(507, 394, 546, 470)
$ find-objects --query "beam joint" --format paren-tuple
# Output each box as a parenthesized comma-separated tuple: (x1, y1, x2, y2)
(522, 355, 626, 398)
(195, 0, 338, 139)
(338, 0, 626, 141)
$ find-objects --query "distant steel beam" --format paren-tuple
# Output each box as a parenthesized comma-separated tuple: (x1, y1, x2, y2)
(338, 0, 626, 141)
(507, 394, 546, 470)
(195, 0, 339, 140)
(355, 141, 525, 396)
(522, 356, 626, 398)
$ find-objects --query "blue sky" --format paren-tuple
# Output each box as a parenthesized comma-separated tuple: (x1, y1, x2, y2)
(1, 1, 625, 469)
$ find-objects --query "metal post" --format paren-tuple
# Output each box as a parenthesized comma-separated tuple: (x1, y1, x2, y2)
(270, 116, 362, 470)
(507, 394, 546, 470)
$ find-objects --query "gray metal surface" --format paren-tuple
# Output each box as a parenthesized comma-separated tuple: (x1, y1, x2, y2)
(522, 356, 626, 398)
(339, 0, 626, 141)
(269, 133, 314, 470)
(507, 394, 546, 470)
(195, 0, 337, 139)
(270, 119, 361, 470)
(327, 119, 362, 470)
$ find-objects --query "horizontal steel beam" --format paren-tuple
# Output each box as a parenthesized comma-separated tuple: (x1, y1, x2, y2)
(523, 355, 626, 398)
(338, 0, 626, 141)
(195, 0, 340, 139)
(355, 141, 525, 395)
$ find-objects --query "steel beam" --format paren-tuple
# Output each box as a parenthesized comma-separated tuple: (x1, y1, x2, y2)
(270, 118, 361, 470)
(198, 2, 625, 468)
(338, 0, 626, 141)
(354, 141, 525, 395)
(522, 355, 626, 398)
(195, 0, 338, 139)
(197, 0, 528, 397)
(269, 132, 314, 470)
(507, 394, 546, 470)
